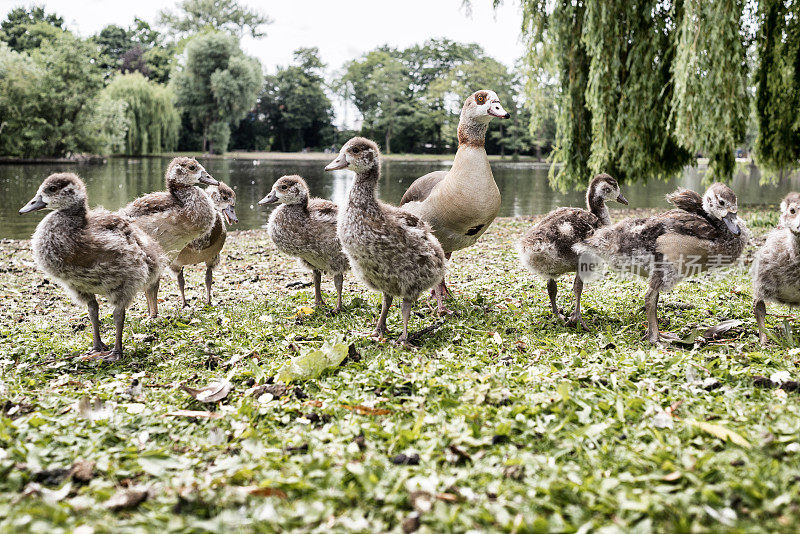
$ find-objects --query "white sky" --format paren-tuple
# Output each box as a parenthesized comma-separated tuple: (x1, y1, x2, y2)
(1, 0, 526, 126)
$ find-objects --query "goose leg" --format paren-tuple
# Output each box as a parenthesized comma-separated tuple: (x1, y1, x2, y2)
(145, 279, 160, 318)
(754, 299, 768, 346)
(205, 264, 214, 305)
(98, 306, 126, 362)
(398, 299, 413, 345)
(332, 273, 344, 314)
(177, 268, 188, 308)
(645, 276, 679, 344)
(566, 276, 589, 330)
(85, 295, 108, 353)
(312, 269, 325, 307)
(372, 294, 393, 338)
(547, 279, 565, 323)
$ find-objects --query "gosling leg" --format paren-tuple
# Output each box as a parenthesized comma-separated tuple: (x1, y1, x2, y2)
(312, 269, 325, 307)
(205, 264, 214, 305)
(398, 299, 413, 345)
(373, 294, 393, 338)
(566, 276, 589, 330)
(86, 295, 108, 353)
(145, 278, 160, 318)
(754, 299, 768, 346)
(177, 268, 188, 308)
(645, 276, 662, 344)
(333, 272, 344, 314)
(547, 279, 564, 323)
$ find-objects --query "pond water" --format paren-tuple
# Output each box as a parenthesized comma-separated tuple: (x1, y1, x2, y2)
(1, 156, 799, 240)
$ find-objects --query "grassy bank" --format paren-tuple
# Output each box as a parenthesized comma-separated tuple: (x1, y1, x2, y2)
(1, 211, 799, 532)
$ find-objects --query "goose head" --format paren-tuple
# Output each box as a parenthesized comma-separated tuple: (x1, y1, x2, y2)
(260, 175, 310, 206)
(703, 183, 740, 235)
(588, 173, 628, 205)
(324, 137, 380, 175)
(780, 192, 800, 235)
(462, 90, 510, 124)
(20, 173, 87, 214)
(166, 157, 219, 188)
(207, 182, 238, 224)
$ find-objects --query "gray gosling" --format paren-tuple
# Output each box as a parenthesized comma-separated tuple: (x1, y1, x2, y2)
(20, 173, 163, 362)
(171, 182, 238, 307)
(519, 173, 627, 328)
(400, 90, 510, 313)
(260, 175, 349, 312)
(752, 193, 800, 345)
(326, 137, 446, 344)
(576, 183, 747, 344)
(119, 156, 219, 317)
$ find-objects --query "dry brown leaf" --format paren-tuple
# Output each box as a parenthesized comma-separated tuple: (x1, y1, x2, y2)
(105, 487, 149, 511)
(436, 492, 460, 503)
(303, 400, 323, 408)
(162, 410, 222, 419)
(340, 404, 391, 416)
(246, 486, 288, 499)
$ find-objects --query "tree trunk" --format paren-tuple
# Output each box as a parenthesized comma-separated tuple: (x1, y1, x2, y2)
(385, 129, 391, 155)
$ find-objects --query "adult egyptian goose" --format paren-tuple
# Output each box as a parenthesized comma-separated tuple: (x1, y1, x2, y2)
(20, 173, 163, 361)
(752, 193, 800, 345)
(119, 156, 219, 316)
(170, 182, 237, 307)
(260, 175, 349, 312)
(519, 174, 627, 328)
(576, 183, 748, 344)
(400, 89, 509, 313)
(326, 137, 446, 343)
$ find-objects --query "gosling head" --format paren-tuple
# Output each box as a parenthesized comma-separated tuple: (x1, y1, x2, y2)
(589, 173, 628, 205)
(259, 175, 310, 206)
(166, 157, 219, 188)
(703, 183, 740, 235)
(324, 137, 381, 175)
(462, 90, 510, 124)
(20, 173, 87, 214)
(780, 192, 800, 235)
(207, 182, 238, 224)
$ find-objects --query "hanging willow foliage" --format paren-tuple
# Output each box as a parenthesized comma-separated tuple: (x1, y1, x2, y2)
(103, 72, 179, 155)
(519, 0, 593, 190)
(672, 0, 749, 180)
(582, 0, 691, 183)
(754, 0, 800, 173)
(513, 0, 752, 187)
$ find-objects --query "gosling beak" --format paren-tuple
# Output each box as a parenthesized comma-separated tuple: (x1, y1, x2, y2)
(325, 153, 348, 171)
(259, 191, 278, 205)
(223, 205, 238, 224)
(199, 170, 219, 186)
(722, 212, 740, 235)
(488, 101, 510, 119)
(19, 195, 47, 214)
(616, 194, 629, 206)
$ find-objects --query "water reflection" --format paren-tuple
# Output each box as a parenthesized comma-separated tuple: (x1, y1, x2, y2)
(2, 156, 799, 239)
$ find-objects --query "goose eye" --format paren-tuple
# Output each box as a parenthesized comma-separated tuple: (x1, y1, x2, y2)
(47, 185, 58, 193)
(476, 95, 486, 105)
(351, 147, 361, 154)
(791, 208, 796, 215)
(719, 199, 726, 206)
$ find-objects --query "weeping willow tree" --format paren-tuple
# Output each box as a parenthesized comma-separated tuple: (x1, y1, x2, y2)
(103, 72, 179, 155)
(754, 0, 800, 173)
(512, 0, 750, 188)
(671, 0, 749, 179)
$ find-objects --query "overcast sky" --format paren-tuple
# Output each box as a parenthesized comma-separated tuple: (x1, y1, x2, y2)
(2, 0, 526, 126)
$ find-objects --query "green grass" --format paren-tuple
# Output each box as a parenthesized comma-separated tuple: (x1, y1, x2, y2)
(1, 214, 799, 532)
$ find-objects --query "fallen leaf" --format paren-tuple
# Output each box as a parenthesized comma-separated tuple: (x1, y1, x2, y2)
(303, 400, 323, 408)
(76, 397, 114, 421)
(69, 459, 94, 483)
(181, 380, 232, 403)
(290, 306, 314, 319)
(162, 410, 222, 419)
(688, 420, 751, 448)
(105, 487, 149, 511)
(703, 319, 742, 340)
(246, 486, 288, 499)
(340, 404, 392, 416)
(663, 471, 681, 481)
(277, 336, 350, 383)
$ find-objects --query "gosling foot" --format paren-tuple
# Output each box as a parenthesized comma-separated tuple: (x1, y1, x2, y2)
(79, 349, 122, 362)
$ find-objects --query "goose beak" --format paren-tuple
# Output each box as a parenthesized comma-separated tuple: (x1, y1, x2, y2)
(19, 195, 47, 214)
(325, 153, 348, 171)
(722, 212, 740, 235)
(223, 205, 238, 224)
(488, 101, 510, 119)
(616, 194, 629, 205)
(259, 191, 278, 205)
(199, 171, 219, 186)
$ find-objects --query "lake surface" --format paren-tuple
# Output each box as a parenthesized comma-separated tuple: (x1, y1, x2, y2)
(2, 156, 799, 239)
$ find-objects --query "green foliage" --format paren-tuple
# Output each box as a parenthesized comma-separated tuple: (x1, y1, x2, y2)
(171, 32, 261, 153)
(103, 73, 179, 155)
(754, 0, 800, 173)
(158, 0, 272, 39)
(672, 0, 749, 179)
(92, 19, 175, 83)
(232, 48, 334, 151)
(0, 5, 64, 52)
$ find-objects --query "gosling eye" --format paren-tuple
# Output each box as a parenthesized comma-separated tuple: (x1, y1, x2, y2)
(719, 199, 726, 207)
(791, 207, 796, 215)
(46, 185, 58, 193)
(351, 147, 361, 154)
(280, 185, 288, 191)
